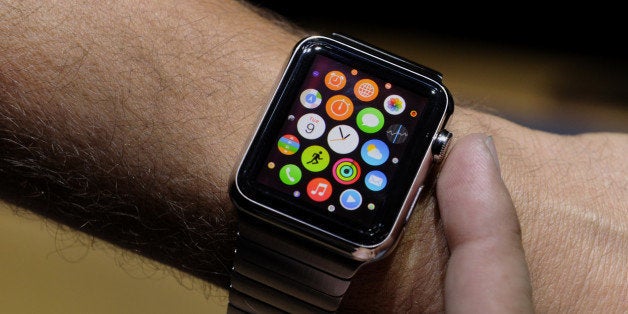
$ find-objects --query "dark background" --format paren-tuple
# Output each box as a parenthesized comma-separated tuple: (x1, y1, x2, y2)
(250, 1, 626, 58)
(249, 1, 628, 134)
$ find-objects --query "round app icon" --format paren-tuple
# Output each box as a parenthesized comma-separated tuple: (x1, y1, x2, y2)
(277, 134, 300, 155)
(279, 164, 302, 185)
(324, 71, 346, 91)
(354, 78, 379, 102)
(361, 139, 389, 166)
(385, 124, 409, 144)
(339, 189, 362, 210)
(356, 107, 385, 133)
(301, 145, 330, 172)
(332, 158, 361, 185)
(383, 94, 406, 115)
(327, 125, 359, 154)
(325, 95, 354, 121)
(300, 88, 322, 109)
(297, 113, 325, 140)
(307, 177, 333, 202)
(364, 170, 387, 191)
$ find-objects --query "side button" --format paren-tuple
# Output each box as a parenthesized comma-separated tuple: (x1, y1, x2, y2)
(432, 129, 452, 162)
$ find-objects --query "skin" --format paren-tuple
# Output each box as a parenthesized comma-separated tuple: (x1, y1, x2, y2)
(439, 133, 533, 313)
(0, 1, 626, 312)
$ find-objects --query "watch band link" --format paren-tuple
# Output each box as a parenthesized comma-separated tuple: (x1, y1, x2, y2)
(228, 212, 363, 313)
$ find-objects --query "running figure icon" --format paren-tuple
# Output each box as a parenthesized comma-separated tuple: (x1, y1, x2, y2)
(306, 151, 324, 164)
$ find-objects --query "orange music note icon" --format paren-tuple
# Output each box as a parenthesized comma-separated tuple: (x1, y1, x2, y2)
(306, 178, 332, 202)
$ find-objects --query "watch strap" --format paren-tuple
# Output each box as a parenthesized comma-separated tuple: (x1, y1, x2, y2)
(228, 212, 363, 313)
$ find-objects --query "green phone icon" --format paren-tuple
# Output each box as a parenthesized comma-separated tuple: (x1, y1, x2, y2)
(279, 164, 302, 185)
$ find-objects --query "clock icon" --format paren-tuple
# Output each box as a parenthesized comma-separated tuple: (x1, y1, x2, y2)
(327, 125, 359, 154)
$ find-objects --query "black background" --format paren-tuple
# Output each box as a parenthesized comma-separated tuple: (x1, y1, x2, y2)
(247, 1, 628, 134)
(249, 1, 626, 59)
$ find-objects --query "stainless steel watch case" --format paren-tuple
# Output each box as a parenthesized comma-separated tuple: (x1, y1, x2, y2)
(230, 33, 453, 264)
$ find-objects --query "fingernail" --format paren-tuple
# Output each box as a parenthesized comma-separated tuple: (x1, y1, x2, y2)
(484, 135, 501, 174)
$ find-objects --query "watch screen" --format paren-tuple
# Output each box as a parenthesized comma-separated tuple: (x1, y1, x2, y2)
(237, 37, 449, 245)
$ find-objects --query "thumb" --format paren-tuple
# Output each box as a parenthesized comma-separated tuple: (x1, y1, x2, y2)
(437, 133, 533, 313)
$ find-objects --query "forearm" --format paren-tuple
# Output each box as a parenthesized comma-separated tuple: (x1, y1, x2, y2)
(0, 0, 301, 286)
(1, 1, 626, 313)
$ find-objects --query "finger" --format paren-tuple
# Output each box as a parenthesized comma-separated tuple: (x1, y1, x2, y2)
(437, 133, 533, 313)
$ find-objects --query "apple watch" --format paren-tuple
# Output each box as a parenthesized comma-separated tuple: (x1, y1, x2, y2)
(228, 33, 454, 313)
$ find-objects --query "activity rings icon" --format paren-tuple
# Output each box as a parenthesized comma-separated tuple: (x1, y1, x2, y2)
(332, 158, 361, 185)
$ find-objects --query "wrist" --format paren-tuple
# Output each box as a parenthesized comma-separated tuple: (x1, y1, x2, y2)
(341, 103, 628, 312)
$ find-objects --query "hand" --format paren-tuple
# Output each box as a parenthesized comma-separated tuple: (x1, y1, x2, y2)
(438, 133, 533, 313)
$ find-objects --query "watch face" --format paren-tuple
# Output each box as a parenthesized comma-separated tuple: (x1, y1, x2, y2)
(235, 36, 451, 247)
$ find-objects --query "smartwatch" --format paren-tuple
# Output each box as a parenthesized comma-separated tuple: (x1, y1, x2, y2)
(228, 33, 454, 313)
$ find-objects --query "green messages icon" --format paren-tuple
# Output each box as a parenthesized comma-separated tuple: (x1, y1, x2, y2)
(356, 107, 384, 133)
